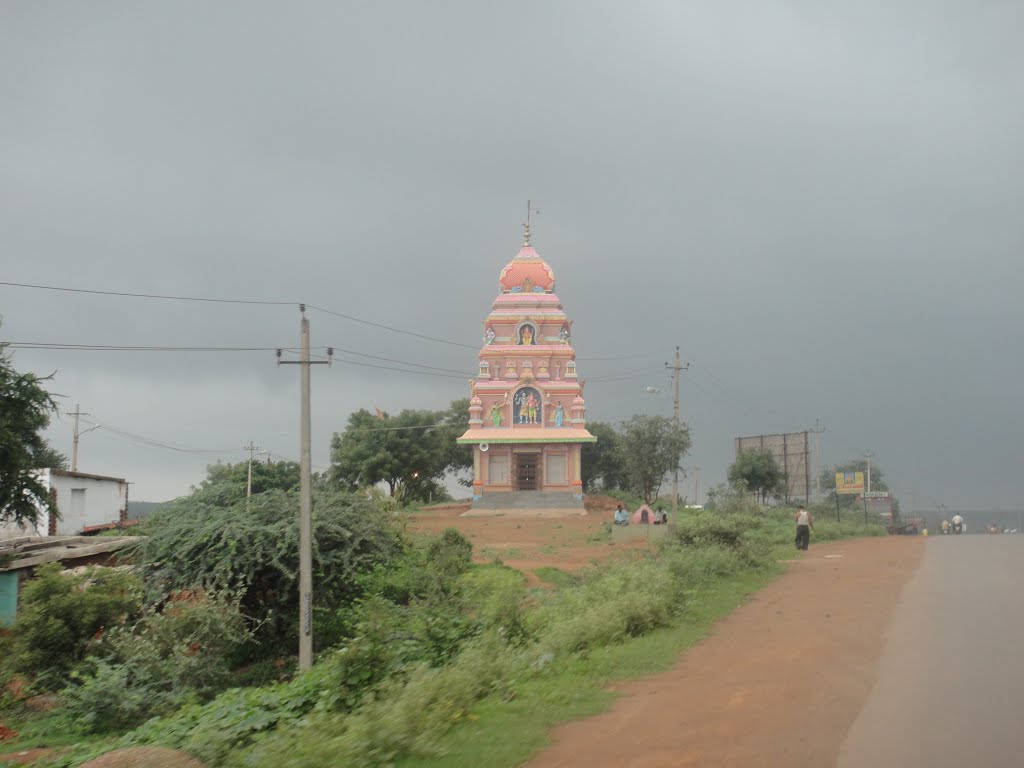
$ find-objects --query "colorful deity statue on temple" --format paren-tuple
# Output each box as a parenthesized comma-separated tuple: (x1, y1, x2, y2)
(524, 391, 540, 423)
(519, 324, 535, 345)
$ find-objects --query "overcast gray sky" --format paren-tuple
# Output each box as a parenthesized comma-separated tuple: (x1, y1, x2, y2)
(2, 1, 1022, 511)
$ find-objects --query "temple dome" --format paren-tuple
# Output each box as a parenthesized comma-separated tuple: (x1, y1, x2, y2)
(498, 245, 556, 293)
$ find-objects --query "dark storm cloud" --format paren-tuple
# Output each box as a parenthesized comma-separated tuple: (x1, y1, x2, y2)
(1, 1, 1021, 507)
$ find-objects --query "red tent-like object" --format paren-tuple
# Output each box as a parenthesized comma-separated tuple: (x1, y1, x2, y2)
(630, 504, 654, 524)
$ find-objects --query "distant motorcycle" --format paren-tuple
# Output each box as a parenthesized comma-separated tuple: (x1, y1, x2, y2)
(952, 522, 963, 535)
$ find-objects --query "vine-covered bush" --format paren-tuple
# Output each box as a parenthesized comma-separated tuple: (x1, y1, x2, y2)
(131, 487, 402, 651)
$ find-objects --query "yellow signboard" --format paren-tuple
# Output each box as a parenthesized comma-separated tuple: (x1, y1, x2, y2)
(835, 471, 865, 495)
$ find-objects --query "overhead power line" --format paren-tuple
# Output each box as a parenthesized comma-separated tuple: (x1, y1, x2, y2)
(0, 280, 296, 306)
(306, 304, 478, 349)
(0, 280, 477, 349)
(83, 419, 240, 456)
(6, 342, 296, 352)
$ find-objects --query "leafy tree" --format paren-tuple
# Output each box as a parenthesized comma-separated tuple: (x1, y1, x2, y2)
(617, 415, 691, 504)
(329, 400, 467, 503)
(191, 458, 302, 505)
(0, 343, 60, 525)
(728, 449, 787, 505)
(437, 398, 472, 488)
(32, 441, 69, 470)
(581, 421, 625, 492)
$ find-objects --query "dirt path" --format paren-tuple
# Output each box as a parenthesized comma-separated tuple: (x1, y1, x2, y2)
(528, 537, 925, 768)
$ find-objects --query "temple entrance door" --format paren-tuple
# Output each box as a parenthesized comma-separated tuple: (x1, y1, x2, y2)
(514, 453, 541, 491)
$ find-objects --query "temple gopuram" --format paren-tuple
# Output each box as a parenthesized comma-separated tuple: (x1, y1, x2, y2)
(458, 226, 596, 509)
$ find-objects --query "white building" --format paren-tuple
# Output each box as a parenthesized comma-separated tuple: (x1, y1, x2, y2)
(0, 469, 128, 539)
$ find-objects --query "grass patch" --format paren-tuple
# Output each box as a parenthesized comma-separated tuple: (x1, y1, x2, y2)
(396, 568, 776, 768)
(532, 567, 577, 588)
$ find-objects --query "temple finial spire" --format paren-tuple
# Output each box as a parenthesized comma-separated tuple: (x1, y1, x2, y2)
(522, 199, 539, 246)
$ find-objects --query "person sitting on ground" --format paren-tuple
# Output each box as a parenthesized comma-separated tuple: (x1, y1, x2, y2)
(613, 504, 629, 526)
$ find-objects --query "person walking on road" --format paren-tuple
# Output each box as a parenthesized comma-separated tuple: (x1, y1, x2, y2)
(795, 505, 813, 551)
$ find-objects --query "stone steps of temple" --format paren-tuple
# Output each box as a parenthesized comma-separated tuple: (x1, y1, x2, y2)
(470, 491, 584, 511)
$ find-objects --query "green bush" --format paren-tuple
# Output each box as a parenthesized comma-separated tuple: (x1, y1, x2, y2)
(244, 629, 521, 768)
(426, 527, 473, 578)
(5, 563, 142, 687)
(131, 487, 402, 654)
(62, 595, 252, 732)
(525, 558, 687, 656)
(667, 512, 772, 566)
(458, 563, 528, 638)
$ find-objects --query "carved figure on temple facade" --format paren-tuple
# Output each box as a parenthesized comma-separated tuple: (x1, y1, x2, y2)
(518, 324, 536, 346)
(524, 391, 540, 424)
(484, 325, 496, 345)
(489, 401, 503, 427)
(559, 324, 571, 343)
(553, 400, 565, 427)
(513, 386, 542, 424)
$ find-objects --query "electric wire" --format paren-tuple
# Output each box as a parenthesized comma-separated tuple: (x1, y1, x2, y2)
(1, 280, 675, 359)
(305, 304, 478, 349)
(82, 419, 241, 456)
(0, 280, 296, 306)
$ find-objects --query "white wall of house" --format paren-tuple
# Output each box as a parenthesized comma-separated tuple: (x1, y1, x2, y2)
(0, 470, 127, 539)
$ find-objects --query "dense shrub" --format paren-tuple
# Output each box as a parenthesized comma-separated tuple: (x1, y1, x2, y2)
(525, 558, 688, 656)
(667, 512, 772, 566)
(4, 564, 142, 688)
(426, 527, 473, 578)
(63, 596, 251, 732)
(243, 630, 521, 768)
(131, 487, 402, 652)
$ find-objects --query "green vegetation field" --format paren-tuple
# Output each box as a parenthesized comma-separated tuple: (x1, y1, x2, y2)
(1, 498, 885, 768)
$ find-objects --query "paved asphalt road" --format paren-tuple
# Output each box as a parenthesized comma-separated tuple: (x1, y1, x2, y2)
(838, 534, 1024, 768)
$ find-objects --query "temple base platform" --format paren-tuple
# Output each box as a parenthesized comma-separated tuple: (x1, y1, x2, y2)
(464, 490, 586, 517)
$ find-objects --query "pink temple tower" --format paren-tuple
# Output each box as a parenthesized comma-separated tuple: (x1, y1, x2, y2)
(458, 225, 596, 505)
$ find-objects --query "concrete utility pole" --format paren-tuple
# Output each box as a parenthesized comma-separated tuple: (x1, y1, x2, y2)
(665, 348, 689, 520)
(277, 306, 332, 672)
(694, 466, 701, 507)
(243, 441, 262, 507)
(865, 453, 873, 494)
(66, 403, 99, 472)
(810, 419, 825, 501)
